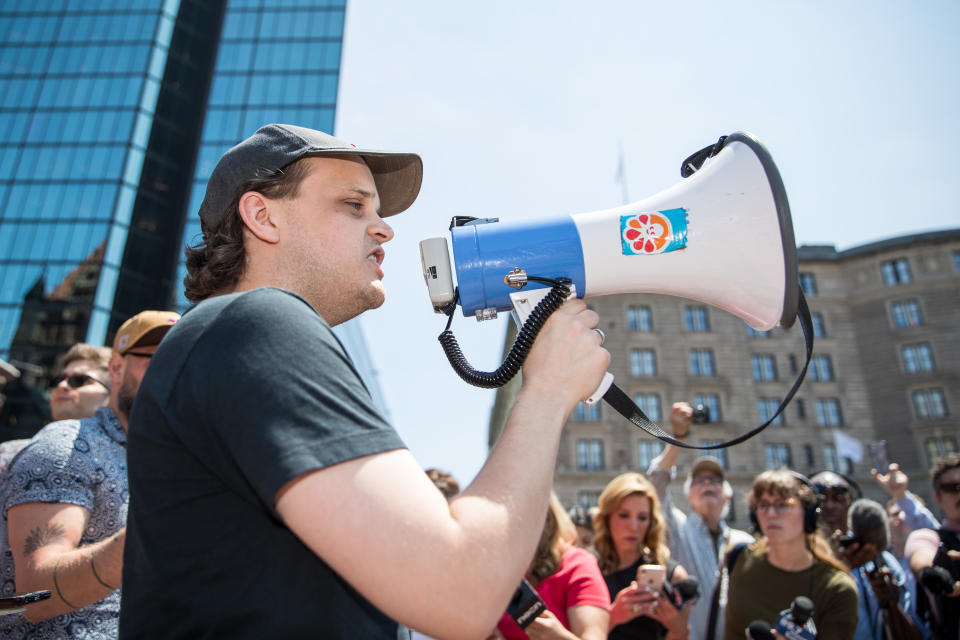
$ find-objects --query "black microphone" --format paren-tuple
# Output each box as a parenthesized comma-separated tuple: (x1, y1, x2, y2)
(505, 578, 546, 629)
(846, 499, 889, 551)
(662, 576, 700, 609)
(774, 596, 817, 640)
(920, 565, 955, 596)
(746, 620, 774, 640)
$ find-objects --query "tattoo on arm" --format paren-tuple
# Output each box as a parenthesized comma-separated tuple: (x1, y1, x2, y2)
(23, 523, 68, 556)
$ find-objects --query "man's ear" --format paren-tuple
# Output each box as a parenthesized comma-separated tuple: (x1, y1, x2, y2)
(108, 352, 124, 389)
(237, 191, 281, 244)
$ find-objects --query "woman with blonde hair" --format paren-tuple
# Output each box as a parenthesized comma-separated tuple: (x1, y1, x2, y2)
(593, 472, 691, 640)
(491, 492, 610, 640)
(722, 470, 857, 640)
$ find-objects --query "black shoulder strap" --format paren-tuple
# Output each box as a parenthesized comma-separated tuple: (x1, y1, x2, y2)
(603, 291, 814, 449)
(706, 542, 749, 640)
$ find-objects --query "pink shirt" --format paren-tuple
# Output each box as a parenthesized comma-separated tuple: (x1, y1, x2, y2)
(905, 517, 960, 560)
(497, 546, 611, 639)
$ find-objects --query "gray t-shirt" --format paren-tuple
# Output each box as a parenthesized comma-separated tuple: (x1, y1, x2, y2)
(119, 288, 407, 639)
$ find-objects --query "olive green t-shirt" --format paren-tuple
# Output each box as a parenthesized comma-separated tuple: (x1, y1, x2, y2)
(723, 544, 857, 640)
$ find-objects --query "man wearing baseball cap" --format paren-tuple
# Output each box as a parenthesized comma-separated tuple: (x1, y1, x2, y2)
(119, 124, 609, 639)
(647, 403, 754, 640)
(0, 310, 178, 638)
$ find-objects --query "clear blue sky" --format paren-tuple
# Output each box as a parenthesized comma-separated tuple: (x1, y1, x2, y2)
(333, 1, 960, 486)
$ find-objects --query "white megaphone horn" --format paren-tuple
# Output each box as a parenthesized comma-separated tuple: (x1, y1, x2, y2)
(421, 132, 801, 407)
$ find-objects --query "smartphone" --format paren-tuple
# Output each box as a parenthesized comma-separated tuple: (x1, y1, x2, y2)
(1, 590, 51, 615)
(506, 578, 546, 629)
(636, 564, 666, 591)
(869, 441, 889, 474)
(837, 534, 859, 548)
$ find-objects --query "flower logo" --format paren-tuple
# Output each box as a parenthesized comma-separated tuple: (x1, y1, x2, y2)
(623, 212, 671, 254)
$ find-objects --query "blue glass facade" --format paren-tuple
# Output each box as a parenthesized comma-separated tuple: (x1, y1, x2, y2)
(1, 0, 360, 433)
(0, 0, 185, 372)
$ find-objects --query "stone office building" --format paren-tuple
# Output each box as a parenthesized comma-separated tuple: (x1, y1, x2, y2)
(488, 228, 960, 527)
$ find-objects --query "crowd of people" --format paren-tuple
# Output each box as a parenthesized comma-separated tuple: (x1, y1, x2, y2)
(0, 123, 957, 639)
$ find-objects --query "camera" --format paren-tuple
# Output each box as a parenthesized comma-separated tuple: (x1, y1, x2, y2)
(692, 403, 710, 424)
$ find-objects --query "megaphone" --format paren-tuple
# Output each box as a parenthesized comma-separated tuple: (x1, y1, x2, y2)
(422, 131, 797, 332)
(421, 132, 810, 448)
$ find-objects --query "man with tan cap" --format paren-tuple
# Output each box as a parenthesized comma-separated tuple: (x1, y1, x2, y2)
(119, 124, 609, 639)
(0, 310, 178, 639)
(648, 402, 754, 640)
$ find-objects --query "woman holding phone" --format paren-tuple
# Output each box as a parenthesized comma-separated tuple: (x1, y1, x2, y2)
(593, 472, 691, 640)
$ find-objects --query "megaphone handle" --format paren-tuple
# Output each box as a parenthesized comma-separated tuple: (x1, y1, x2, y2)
(508, 288, 615, 406)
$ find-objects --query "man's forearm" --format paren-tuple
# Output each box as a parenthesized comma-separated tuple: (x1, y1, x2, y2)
(22, 528, 125, 622)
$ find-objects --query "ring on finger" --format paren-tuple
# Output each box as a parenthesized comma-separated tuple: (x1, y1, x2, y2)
(593, 328, 605, 345)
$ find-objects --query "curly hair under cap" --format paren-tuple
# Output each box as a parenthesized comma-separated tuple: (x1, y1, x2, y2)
(592, 472, 668, 575)
(183, 159, 313, 302)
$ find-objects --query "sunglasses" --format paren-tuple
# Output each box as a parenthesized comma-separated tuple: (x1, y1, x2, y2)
(50, 374, 109, 390)
(938, 482, 960, 494)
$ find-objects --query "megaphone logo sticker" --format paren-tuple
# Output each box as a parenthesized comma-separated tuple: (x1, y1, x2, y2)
(621, 208, 688, 255)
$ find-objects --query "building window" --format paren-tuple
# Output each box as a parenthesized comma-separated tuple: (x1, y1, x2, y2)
(758, 398, 785, 426)
(699, 442, 728, 469)
(689, 349, 716, 376)
(925, 437, 958, 466)
(811, 312, 826, 338)
(693, 393, 722, 423)
(901, 343, 935, 373)
(764, 444, 792, 470)
(575, 402, 601, 422)
(752, 355, 777, 381)
(684, 306, 710, 332)
(795, 398, 806, 420)
(810, 355, 835, 382)
(803, 444, 814, 469)
(634, 393, 662, 421)
(746, 325, 771, 338)
(799, 272, 817, 295)
(913, 389, 948, 420)
(628, 305, 653, 332)
(637, 440, 665, 471)
(576, 439, 605, 470)
(816, 398, 844, 426)
(630, 349, 657, 376)
(788, 354, 798, 374)
(954, 251, 960, 275)
(578, 491, 601, 509)
(891, 300, 924, 328)
(824, 444, 854, 474)
(881, 258, 912, 286)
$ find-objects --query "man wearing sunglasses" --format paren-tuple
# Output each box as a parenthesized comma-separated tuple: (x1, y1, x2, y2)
(48, 343, 112, 422)
(0, 309, 178, 639)
(905, 453, 960, 639)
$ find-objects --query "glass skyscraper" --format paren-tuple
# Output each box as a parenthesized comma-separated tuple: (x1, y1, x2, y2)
(0, 0, 384, 434)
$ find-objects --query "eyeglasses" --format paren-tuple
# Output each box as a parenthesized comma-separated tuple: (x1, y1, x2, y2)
(938, 482, 960, 494)
(692, 474, 723, 486)
(50, 374, 109, 390)
(814, 484, 850, 502)
(754, 498, 799, 515)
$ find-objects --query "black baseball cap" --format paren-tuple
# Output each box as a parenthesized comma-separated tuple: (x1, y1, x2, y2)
(198, 124, 423, 230)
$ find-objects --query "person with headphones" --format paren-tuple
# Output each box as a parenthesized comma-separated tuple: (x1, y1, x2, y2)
(722, 470, 857, 640)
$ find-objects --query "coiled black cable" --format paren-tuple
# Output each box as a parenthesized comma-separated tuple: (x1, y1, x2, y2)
(438, 277, 571, 388)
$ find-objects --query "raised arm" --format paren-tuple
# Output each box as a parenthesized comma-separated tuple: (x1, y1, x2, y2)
(7, 502, 124, 622)
(649, 402, 694, 477)
(276, 299, 609, 640)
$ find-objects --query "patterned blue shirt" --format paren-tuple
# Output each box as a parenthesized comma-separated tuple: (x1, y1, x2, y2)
(0, 407, 127, 639)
